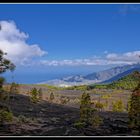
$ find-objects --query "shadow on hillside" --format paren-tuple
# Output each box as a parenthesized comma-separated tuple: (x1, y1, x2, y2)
(0, 93, 134, 136)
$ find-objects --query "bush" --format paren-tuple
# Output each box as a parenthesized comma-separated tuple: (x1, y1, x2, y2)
(30, 88, 39, 103)
(95, 102, 104, 111)
(112, 99, 125, 112)
(18, 115, 33, 124)
(74, 121, 86, 129)
(0, 109, 13, 125)
(49, 92, 55, 102)
(91, 114, 103, 128)
(0, 77, 5, 89)
(9, 82, 19, 94)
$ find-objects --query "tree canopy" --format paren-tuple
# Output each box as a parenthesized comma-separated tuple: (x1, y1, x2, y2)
(0, 50, 15, 74)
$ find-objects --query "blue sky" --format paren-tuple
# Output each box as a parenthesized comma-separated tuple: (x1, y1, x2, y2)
(1, 4, 140, 83)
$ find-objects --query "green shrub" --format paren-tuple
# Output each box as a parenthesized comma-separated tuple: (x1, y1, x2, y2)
(10, 82, 19, 94)
(0, 109, 13, 124)
(91, 114, 103, 127)
(0, 77, 5, 89)
(74, 121, 86, 129)
(112, 99, 125, 112)
(50, 92, 55, 102)
(18, 115, 32, 124)
(95, 102, 104, 111)
(30, 88, 39, 103)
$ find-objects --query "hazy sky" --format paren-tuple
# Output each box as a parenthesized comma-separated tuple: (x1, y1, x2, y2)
(1, 4, 140, 83)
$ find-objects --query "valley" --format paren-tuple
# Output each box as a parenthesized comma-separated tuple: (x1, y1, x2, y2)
(1, 3, 140, 137)
(1, 65, 140, 136)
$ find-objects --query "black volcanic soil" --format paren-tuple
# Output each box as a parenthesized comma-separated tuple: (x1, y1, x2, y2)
(0, 93, 135, 136)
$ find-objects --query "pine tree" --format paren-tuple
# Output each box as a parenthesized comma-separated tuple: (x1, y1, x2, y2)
(0, 50, 15, 99)
(76, 92, 102, 128)
(129, 82, 140, 132)
(50, 92, 55, 102)
(30, 88, 38, 103)
(0, 50, 15, 74)
(80, 92, 93, 125)
(0, 49, 15, 124)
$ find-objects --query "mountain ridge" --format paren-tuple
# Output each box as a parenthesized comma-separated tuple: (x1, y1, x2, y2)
(38, 63, 140, 87)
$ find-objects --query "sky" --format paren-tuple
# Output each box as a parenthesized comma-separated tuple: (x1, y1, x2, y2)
(1, 3, 140, 83)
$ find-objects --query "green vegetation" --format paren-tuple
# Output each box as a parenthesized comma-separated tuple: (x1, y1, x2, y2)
(88, 84, 108, 89)
(30, 88, 39, 103)
(63, 71, 140, 91)
(95, 101, 104, 111)
(112, 99, 125, 112)
(88, 71, 140, 90)
(0, 77, 5, 89)
(73, 121, 86, 129)
(66, 85, 88, 91)
(9, 82, 19, 94)
(0, 50, 15, 100)
(129, 82, 140, 133)
(0, 50, 15, 125)
(29, 88, 44, 103)
(75, 92, 103, 128)
(80, 92, 93, 125)
(49, 92, 55, 102)
(0, 109, 13, 125)
(17, 115, 37, 124)
(0, 50, 15, 74)
(101, 94, 111, 99)
(108, 72, 140, 90)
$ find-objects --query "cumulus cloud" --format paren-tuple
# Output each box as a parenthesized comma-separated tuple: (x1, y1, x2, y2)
(40, 51, 140, 66)
(1, 21, 139, 67)
(0, 20, 47, 65)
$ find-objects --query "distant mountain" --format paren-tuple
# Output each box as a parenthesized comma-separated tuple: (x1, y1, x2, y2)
(84, 63, 140, 81)
(88, 71, 140, 90)
(102, 66, 140, 84)
(38, 63, 140, 87)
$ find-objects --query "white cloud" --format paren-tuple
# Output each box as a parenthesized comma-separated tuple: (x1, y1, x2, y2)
(1, 21, 139, 67)
(106, 51, 140, 62)
(40, 51, 140, 66)
(0, 20, 47, 65)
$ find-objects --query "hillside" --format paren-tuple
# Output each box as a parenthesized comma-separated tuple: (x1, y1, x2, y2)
(102, 66, 140, 84)
(0, 89, 131, 136)
(89, 71, 140, 90)
(108, 71, 140, 90)
(39, 63, 140, 87)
